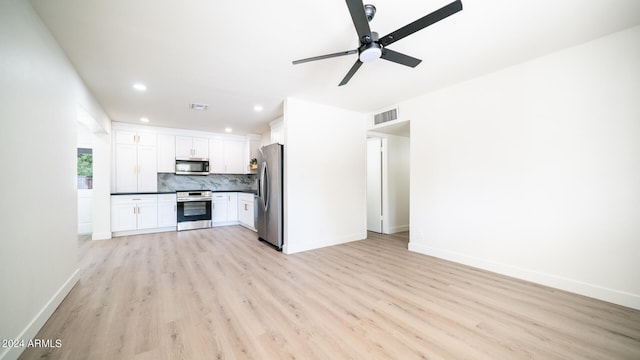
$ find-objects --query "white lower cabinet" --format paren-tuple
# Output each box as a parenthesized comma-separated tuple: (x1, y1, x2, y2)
(157, 194, 177, 228)
(212, 192, 238, 226)
(111, 195, 158, 233)
(112, 192, 256, 236)
(238, 193, 255, 230)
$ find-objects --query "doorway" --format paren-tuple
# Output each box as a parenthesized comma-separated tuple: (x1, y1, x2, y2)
(366, 121, 410, 235)
(76, 145, 93, 234)
(76, 106, 109, 240)
(367, 138, 383, 233)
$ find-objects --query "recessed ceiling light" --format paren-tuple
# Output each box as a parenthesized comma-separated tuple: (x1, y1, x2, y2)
(253, 105, 263, 112)
(140, 117, 149, 123)
(225, 127, 232, 133)
(133, 83, 147, 91)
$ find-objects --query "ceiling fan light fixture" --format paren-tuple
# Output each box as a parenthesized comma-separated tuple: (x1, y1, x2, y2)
(359, 43, 382, 62)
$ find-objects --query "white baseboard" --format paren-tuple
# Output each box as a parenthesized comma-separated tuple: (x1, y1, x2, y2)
(112, 227, 175, 237)
(386, 225, 409, 234)
(212, 220, 240, 227)
(284, 231, 367, 254)
(408, 242, 640, 310)
(91, 231, 112, 240)
(0, 269, 80, 360)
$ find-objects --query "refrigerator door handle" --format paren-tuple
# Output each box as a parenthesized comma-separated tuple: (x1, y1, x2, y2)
(263, 162, 270, 212)
(260, 161, 269, 211)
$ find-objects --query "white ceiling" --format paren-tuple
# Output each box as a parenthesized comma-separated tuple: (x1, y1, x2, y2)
(30, 0, 640, 135)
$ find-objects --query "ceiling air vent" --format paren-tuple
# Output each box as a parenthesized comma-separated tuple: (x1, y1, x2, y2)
(374, 107, 398, 125)
(189, 103, 209, 111)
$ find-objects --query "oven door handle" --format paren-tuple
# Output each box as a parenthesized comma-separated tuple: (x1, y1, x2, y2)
(177, 198, 212, 203)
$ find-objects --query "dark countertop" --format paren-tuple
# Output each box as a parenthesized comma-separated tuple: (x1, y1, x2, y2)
(111, 192, 176, 195)
(216, 189, 257, 195)
(111, 190, 257, 196)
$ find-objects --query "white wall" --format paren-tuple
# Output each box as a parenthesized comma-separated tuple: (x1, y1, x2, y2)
(405, 26, 640, 309)
(0, 1, 110, 359)
(283, 97, 367, 253)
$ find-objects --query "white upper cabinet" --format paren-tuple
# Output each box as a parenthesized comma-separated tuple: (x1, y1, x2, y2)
(114, 130, 157, 193)
(224, 140, 245, 174)
(157, 134, 176, 173)
(113, 122, 264, 189)
(176, 135, 208, 159)
(209, 139, 245, 174)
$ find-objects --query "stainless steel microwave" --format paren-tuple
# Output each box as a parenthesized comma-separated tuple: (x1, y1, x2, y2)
(175, 158, 209, 175)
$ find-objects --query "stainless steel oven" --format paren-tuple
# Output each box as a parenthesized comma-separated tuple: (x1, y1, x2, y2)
(176, 190, 212, 231)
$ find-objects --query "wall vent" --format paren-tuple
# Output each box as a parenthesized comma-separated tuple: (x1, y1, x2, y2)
(374, 108, 398, 125)
(189, 103, 209, 111)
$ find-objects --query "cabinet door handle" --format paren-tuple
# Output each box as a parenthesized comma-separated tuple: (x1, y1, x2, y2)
(244, 204, 248, 211)
(133, 206, 136, 215)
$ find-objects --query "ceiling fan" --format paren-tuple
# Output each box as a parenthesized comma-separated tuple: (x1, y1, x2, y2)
(292, 0, 463, 86)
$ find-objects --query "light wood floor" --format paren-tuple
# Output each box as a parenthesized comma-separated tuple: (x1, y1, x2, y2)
(21, 227, 640, 359)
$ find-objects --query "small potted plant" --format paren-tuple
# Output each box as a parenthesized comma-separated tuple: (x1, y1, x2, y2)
(249, 158, 258, 170)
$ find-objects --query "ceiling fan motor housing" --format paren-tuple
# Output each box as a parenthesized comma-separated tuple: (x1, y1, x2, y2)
(364, 4, 376, 21)
(359, 31, 382, 62)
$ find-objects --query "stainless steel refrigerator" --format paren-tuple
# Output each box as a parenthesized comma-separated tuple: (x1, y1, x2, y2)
(257, 143, 283, 250)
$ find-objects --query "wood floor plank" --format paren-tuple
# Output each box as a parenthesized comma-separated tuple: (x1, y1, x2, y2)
(18, 228, 640, 359)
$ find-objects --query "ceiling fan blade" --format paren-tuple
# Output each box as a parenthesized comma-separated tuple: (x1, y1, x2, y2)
(345, 0, 372, 44)
(379, 0, 463, 47)
(339, 60, 363, 86)
(292, 49, 358, 65)
(380, 49, 422, 68)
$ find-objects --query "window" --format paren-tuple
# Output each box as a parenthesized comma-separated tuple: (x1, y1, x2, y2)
(77, 148, 93, 189)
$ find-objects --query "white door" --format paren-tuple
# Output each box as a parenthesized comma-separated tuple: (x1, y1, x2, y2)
(77, 128, 93, 234)
(367, 138, 383, 233)
(77, 189, 92, 234)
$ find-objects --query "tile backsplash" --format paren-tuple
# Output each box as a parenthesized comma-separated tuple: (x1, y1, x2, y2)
(158, 173, 257, 192)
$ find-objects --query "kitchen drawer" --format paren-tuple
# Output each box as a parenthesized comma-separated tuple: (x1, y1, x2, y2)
(111, 194, 157, 205)
(238, 193, 255, 202)
(158, 193, 176, 203)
